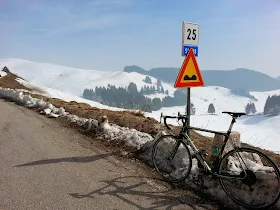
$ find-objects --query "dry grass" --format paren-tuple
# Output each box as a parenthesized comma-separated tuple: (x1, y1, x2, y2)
(1, 73, 280, 166)
(24, 93, 160, 136)
(0, 73, 30, 90)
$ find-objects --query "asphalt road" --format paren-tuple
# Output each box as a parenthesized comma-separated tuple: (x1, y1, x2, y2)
(0, 99, 219, 210)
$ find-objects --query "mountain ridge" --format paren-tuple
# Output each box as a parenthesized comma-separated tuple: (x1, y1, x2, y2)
(124, 66, 280, 91)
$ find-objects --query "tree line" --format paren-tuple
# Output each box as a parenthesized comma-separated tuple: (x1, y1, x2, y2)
(83, 83, 161, 112)
(83, 82, 194, 112)
(264, 95, 280, 116)
(141, 76, 168, 95)
(83, 80, 280, 117)
(245, 94, 280, 116)
(230, 88, 258, 101)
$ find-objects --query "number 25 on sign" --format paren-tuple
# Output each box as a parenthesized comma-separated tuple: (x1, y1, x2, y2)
(182, 22, 199, 46)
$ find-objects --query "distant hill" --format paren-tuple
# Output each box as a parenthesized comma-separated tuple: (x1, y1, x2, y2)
(277, 76, 280, 81)
(124, 66, 280, 91)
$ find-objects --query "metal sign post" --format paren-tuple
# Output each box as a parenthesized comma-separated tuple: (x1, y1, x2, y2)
(175, 21, 203, 137)
(187, 88, 191, 136)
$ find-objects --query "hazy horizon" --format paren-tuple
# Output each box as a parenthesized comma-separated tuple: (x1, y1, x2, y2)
(1, 0, 280, 77)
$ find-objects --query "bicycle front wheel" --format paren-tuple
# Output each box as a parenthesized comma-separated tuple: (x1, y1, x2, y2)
(218, 147, 280, 209)
(152, 135, 192, 183)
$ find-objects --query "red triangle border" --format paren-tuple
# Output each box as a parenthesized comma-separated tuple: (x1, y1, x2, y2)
(174, 49, 204, 88)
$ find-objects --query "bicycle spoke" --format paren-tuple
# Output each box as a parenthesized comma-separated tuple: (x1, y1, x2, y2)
(218, 148, 280, 209)
(152, 135, 192, 183)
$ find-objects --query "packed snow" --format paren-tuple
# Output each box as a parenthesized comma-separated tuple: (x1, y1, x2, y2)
(0, 71, 7, 78)
(0, 87, 153, 149)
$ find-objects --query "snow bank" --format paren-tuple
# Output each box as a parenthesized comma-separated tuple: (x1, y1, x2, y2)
(0, 87, 153, 149)
(0, 88, 67, 117)
(0, 87, 279, 209)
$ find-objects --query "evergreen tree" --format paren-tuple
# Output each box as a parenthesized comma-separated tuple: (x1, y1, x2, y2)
(151, 98, 162, 111)
(147, 86, 151, 94)
(264, 96, 271, 115)
(191, 103, 196, 115)
(162, 96, 176, 107)
(157, 79, 162, 92)
(208, 103, 215, 114)
(267, 105, 280, 116)
(251, 102, 256, 114)
(152, 85, 156, 94)
(2, 66, 10, 73)
(144, 76, 152, 84)
(140, 87, 144, 95)
(245, 103, 251, 115)
(82, 89, 90, 99)
(165, 90, 169, 95)
(127, 82, 138, 95)
(245, 102, 257, 115)
(264, 95, 280, 116)
(174, 89, 185, 98)
(143, 85, 147, 94)
(161, 86, 164, 93)
(185, 102, 195, 115)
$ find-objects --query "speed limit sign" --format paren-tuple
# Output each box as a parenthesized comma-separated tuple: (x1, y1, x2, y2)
(182, 22, 199, 56)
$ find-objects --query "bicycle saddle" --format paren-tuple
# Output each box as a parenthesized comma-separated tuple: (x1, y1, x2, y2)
(222, 111, 246, 117)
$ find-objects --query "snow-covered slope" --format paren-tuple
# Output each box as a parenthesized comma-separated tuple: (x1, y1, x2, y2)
(15, 78, 123, 111)
(1, 58, 280, 152)
(0, 58, 173, 97)
(0, 58, 112, 96)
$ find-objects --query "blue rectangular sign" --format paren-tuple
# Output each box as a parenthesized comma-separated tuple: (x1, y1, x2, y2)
(182, 45, 198, 57)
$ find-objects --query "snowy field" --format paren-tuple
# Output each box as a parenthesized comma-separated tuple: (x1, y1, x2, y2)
(1, 58, 280, 152)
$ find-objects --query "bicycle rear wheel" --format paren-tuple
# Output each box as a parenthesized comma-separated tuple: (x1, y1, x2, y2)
(218, 147, 280, 209)
(152, 135, 192, 183)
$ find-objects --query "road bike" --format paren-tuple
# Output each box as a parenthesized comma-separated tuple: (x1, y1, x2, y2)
(152, 111, 280, 209)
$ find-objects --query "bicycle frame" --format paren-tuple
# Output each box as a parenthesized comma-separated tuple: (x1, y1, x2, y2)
(177, 117, 245, 179)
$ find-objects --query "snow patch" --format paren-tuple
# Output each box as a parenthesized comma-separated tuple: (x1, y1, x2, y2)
(0, 71, 7, 78)
(0, 88, 68, 117)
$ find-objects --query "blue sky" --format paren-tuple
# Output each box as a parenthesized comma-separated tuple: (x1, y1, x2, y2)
(1, 0, 280, 77)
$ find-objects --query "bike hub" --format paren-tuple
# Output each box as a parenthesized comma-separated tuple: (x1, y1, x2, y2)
(240, 170, 257, 186)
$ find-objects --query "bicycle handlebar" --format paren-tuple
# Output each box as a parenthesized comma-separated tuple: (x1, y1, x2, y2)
(160, 112, 188, 130)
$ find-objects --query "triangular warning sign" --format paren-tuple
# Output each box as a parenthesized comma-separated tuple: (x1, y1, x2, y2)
(174, 48, 204, 88)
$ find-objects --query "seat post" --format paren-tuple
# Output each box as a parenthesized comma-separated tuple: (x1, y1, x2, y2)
(227, 116, 236, 135)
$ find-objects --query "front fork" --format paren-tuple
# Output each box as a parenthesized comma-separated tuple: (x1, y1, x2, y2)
(167, 139, 181, 161)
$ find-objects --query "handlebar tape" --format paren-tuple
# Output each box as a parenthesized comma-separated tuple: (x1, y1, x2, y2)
(163, 116, 177, 130)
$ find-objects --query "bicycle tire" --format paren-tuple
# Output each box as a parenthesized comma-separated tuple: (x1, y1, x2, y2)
(152, 134, 192, 183)
(218, 147, 280, 209)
